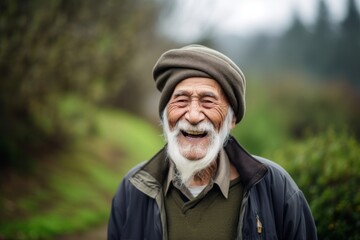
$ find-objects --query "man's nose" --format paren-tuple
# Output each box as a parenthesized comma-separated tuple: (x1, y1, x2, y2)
(185, 100, 205, 125)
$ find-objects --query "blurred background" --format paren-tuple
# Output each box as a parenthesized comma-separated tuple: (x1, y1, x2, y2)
(0, 0, 359, 239)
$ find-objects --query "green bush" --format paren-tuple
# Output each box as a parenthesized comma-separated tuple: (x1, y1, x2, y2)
(271, 129, 360, 239)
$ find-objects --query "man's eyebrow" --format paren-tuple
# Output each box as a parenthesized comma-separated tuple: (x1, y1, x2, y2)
(173, 90, 191, 97)
(199, 91, 218, 99)
(173, 90, 219, 100)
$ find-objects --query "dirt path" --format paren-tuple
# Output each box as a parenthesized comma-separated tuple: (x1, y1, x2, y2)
(55, 224, 107, 240)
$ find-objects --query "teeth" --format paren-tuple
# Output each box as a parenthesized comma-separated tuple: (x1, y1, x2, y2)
(186, 130, 205, 135)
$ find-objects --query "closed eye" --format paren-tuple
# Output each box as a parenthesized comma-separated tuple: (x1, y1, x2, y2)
(201, 97, 216, 108)
(174, 97, 189, 107)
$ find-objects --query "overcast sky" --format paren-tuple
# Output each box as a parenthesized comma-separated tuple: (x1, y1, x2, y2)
(159, 0, 360, 42)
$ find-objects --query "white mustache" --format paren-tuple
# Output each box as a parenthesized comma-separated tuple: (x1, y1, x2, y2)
(174, 120, 215, 137)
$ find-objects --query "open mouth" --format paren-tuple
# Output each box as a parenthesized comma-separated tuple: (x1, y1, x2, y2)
(181, 130, 208, 138)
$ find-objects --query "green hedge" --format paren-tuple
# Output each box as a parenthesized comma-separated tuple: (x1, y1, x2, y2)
(271, 129, 360, 239)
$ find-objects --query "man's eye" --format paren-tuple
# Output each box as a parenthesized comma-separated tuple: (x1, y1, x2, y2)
(202, 98, 215, 103)
(177, 99, 188, 103)
(202, 99, 215, 107)
(175, 98, 189, 106)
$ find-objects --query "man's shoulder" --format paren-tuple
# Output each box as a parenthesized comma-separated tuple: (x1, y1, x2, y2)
(123, 162, 148, 180)
(113, 161, 147, 194)
(253, 155, 300, 195)
(118, 146, 169, 189)
(253, 155, 293, 177)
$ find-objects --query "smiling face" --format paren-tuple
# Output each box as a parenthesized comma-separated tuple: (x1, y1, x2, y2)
(166, 77, 235, 160)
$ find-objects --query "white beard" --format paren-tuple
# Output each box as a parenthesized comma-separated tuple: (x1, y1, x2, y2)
(162, 108, 234, 186)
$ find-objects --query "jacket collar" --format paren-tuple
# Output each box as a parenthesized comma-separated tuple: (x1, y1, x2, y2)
(140, 147, 170, 185)
(224, 136, 268, 191)
(138, 135, 268, 192)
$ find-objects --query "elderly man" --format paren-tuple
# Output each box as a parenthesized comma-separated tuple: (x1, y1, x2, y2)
(108, 45, 317, 239)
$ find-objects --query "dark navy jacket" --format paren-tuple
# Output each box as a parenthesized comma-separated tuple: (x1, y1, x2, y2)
(108, 136, 317, 239)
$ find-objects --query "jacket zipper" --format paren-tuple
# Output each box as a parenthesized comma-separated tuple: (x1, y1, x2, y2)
(256, 214, 263, 239)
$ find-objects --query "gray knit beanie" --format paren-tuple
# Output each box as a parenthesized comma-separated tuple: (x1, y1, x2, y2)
(153, 44, 246, 123)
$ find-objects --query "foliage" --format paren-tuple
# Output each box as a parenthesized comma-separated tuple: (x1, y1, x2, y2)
(0, 0, 159, 170)
(271, 129, 360, 239)
(0, 96, 164, 239)
(231, 75, 360, 155)
(265, 77, 360, 139)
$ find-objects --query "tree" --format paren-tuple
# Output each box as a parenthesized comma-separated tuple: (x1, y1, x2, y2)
(0, 0, 159, 170)
(333, 0, 360, 84)
(307, 0, 336, 76)
(278, 11, 311, 71)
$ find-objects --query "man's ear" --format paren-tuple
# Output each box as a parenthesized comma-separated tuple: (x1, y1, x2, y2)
(231, 116, 236, 129)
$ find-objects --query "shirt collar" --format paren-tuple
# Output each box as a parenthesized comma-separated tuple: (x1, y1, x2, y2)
(164, 148, 231, 199)
(214, 148, 231, 198)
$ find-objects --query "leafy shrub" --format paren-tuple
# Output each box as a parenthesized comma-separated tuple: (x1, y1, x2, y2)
(266, 78, 360, 140)
(271, 129, 360, 239)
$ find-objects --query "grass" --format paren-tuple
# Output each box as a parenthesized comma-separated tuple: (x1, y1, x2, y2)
(0, 96, 164, 239)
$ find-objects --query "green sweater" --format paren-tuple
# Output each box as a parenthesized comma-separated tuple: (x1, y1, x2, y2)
(165, 177, 243, 240)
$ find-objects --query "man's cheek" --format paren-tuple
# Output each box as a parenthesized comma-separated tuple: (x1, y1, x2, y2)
(168, 111, 185, 127)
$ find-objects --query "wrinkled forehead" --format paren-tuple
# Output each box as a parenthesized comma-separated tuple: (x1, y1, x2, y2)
(172, 77, 228, 101)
